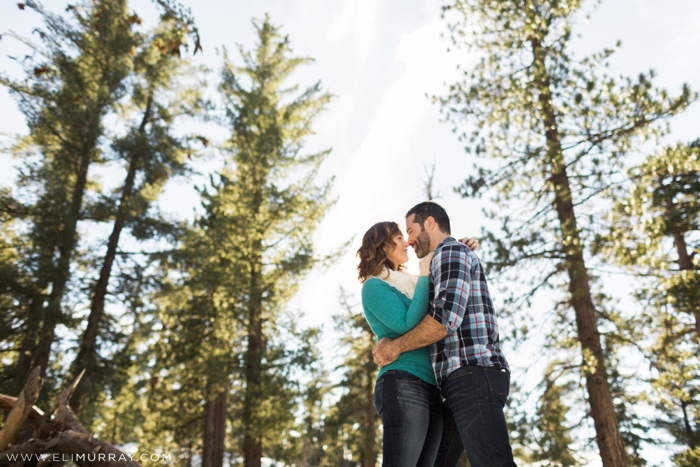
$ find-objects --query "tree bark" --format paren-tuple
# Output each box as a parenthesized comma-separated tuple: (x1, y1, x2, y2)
(673, 231, 700, 341)
(202, 396, 215, 467)
(681, 400, 696, 450)
(244, 261, 264, 467)
(0, 395, 44, 422)
(11, 299, 44, 396)
(0, 370, 140, 467)
(70, 95, 153, 413)
(202, 387, 227, 467)
(0, 367, 43, 451)
(11, 244, 57, 395)
(667, 195, 700, 341)
(529, 34, 629, 467)
(243, 249, 265, 467)
(674, 232, 694, 272)
(213, 388, 227, 467)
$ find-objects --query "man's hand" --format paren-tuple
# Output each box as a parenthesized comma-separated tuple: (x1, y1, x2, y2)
(372, 317, 449, 367)
(459, 237, 479, 251)
(373, 337, 400, 367)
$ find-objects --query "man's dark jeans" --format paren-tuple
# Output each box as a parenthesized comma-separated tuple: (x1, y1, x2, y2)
(437, 365, 517, 467)
(374, 370, 444, 467)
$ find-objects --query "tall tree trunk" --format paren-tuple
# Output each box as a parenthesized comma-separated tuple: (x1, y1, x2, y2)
(11, 298, 44, 394)
(667, 196, 700, 341)
(32, 140, 95, 377)
(674, 232, 694, 272)
(69, 96, 153, 413)
(244, 265, 263, 467)
(674, 234, 700, 340)
(681, 400, 697, 450)
(202, 394, 215, 467)
(213, 387, 227, 467)
(529, 35, 629, 467)
(203, 387, 227, 467)
(12, 239, 59, 393)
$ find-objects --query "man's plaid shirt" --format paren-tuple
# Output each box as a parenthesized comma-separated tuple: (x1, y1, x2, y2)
(428, 237, 509, 385)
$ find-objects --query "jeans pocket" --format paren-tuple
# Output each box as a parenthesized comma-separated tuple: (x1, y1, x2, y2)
(447, 366, 474, 381)
(484, 367, 509, 405)
(374, 379, 384, 414)
(394, 370, 421, 384)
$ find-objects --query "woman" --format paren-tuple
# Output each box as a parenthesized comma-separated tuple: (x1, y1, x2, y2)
(357, 221, 475, 467)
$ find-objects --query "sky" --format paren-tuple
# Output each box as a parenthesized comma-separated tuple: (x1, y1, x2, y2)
(2, 0, 700, 464)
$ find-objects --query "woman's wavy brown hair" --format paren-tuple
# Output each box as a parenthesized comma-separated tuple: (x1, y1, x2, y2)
(357, 221, 406, 283)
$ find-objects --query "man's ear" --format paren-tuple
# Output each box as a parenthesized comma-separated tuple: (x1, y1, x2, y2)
(425, 216, 436, 232)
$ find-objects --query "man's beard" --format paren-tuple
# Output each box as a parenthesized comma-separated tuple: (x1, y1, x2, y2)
(413, 230, 431, 258)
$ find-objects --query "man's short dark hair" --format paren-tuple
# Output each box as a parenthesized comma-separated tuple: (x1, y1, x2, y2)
(406, 201, 451, 234)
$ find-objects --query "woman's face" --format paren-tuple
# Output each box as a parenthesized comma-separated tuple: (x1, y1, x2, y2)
(386, 232, 409, 269)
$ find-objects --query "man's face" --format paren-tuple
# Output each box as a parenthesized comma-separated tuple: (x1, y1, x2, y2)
(406, 214, 432, 259)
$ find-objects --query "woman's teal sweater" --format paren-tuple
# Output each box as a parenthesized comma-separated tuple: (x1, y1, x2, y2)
(361, 275, 436, 385)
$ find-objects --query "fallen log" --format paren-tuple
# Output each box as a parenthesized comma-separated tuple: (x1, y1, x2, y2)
(0, 367, 43, 451)
(0, 369, 141, 467)
(0, 396, 44, 421)
(36, 369, 88, 439)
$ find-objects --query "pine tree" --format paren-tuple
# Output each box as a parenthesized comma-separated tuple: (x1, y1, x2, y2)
(0, 0, 136, 397)
(141, 15, 333, 467)
(322, 291, 379, 467)
(297, 365, 332, 466)
(0, 0, 204, 432)
(87, 262, 154, 446)
(436, 1, 695, 465)
(68, 1, 204, 418)
(530, 364, 580, 467)
(218, 17, 332, 467)
(600, 141, 700, 462)
(138, 225, 243, 465)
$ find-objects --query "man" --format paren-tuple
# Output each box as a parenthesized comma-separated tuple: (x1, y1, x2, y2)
(372, 201, 516, 467)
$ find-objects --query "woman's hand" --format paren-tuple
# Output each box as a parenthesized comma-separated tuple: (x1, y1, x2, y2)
(459, 237, 479, 251)
(418, 252, 434, 276)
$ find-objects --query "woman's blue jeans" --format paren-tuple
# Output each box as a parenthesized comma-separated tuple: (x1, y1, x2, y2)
(374, 370, 444, 467)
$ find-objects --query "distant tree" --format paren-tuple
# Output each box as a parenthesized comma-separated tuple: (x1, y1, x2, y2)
(676, 447, 700, 467)
(142, 16, 333, 467)
(87, 262, 154, 445)
(505, 362, 580, 467)
(136, 221, 246, 466)
(218, 17, 333, 467)
(599, 141, 700, 462)
(436, 1, 695, 466)
(322, 290, 380, 467)
(422, 161, 443, 201)
(295, 362, 332, 466)
(531, 364, 581, 467)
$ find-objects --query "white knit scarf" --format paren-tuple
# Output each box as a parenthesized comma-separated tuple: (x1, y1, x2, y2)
(372, 267, 418, 300)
